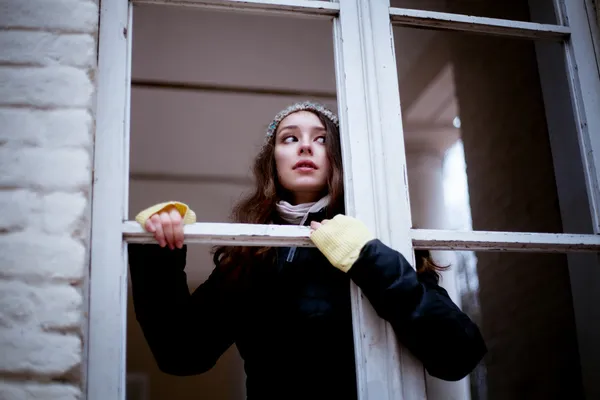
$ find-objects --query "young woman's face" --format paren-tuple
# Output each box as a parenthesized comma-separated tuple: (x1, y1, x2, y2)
(274, 111, 330, 204)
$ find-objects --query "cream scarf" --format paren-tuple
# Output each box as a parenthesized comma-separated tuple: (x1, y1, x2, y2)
(276, 195, 330, 226)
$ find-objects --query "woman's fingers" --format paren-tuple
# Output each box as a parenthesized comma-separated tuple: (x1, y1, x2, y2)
(160, 211, 175, 249)
(151, 214, 165, 247)
(310, 219, 331, 233)
(145, 218, 156, 233)
(146, 207, 185, 249)
(170, 208, 184, 249)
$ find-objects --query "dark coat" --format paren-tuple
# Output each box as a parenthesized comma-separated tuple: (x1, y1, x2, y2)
(128, 211, 486, 400)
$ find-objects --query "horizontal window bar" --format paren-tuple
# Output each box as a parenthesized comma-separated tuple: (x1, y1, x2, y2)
(390, 7, 570, 40)
(123, 222, 600, 252)
(412, 229, 600, 252)
(123, 221, 314, 247)
(133, 0, 339, 17)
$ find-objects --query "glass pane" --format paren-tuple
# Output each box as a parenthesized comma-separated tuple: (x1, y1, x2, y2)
(424, 249, 596, 400)
(393, 26, 594, 234)
(128, 5, 337, 400)
(390, 0, 557, 25)
(128, 4, 337, 223)
(127, 244, 247, 400)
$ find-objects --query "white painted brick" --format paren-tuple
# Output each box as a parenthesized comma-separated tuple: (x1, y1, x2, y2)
(0, 66, 93, 108)
(0, 190, 40, 231)
(0, 31, 95, 68)
(0, 381, 80, 400)
(0, 0, 98, 33)
(0, 232, 85, 281)
(0, 328, 81, 375)
(0, 190, 87, 235)
(0, 0, 97, 388)
(37, 192, 87, 235)
(0, 109, 92, 148)
(0, 281, 82, 330)
(0, 148, 90, 191)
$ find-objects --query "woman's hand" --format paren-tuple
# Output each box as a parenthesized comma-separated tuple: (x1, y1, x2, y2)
(144, 205, 184, 250)
(309, 215, 375, 273)
(310, 219, 329, 232)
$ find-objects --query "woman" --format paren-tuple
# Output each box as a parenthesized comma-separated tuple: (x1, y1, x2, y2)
(129, 101, 486, 399)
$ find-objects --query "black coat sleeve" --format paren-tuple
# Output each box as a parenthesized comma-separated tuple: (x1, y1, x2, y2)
(348, 239, 487, 381)
(128, 244, 239, 376)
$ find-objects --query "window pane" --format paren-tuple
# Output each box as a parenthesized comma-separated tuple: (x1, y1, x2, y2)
(127, 244, 247, 399)
(128, 4, 337, 223)
(393, 26, 593, 234)
(128, 5, 337, 400)
(390, 0, 557, 24)
(425, 249, 594, 400)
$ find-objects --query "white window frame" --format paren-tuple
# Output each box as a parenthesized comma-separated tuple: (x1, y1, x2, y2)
(89, 1, 600, 399)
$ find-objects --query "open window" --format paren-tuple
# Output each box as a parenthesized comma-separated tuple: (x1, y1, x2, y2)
(127, 4, 337, 398)
(90, 1, 600, 399)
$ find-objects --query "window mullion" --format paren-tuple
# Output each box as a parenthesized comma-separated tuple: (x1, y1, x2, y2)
(390, 7, 570, 40)
(123, 221, 315, 246)
(88, 1, 132, 400)
(583, 0, 600, 66)
(556, 0, 600, 234)
(412, 229, 600, 252)
(132, 0, 340, 17)
(334, 0, 425, 399)
(124, 222, 600, 252)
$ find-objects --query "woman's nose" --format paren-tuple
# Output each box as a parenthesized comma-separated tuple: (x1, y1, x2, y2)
(298, 141, 313, 155)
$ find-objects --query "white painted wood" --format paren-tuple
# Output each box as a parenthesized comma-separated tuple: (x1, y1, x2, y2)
(87, 1, 132, 399)
(583, 0, 600, 75)
(390, 7, 570, 40)
(124, 5, 133, 222)
(124, 221, 600, 252)
(133, 0, 339, 17)
(411, 229, 600, 252)
(123, 221, 314, 246)
(555, 0, 600, 233)
(334, 0, 425, 398)
(552, 3, 600, 395)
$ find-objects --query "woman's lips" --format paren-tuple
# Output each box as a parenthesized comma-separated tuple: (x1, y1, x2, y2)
(293, 160, 318, 170)
(295, 167, 316, 173)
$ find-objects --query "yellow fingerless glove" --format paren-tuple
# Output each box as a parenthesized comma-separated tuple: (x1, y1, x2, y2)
(134, 201, 197, 227)
(310, 215, 375, 273)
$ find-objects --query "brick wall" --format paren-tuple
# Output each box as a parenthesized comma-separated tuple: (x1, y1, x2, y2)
(0, 0, 98, 398)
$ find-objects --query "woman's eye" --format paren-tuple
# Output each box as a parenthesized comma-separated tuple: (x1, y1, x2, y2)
(315, 136, 326, 144)
(283, 136, 296, 143)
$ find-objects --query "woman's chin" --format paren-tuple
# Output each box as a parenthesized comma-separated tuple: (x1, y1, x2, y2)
(290, 181, 326, 192)
(283, 182, 327, 198)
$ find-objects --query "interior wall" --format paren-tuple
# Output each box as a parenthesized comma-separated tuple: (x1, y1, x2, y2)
(449, 26, 584, 400)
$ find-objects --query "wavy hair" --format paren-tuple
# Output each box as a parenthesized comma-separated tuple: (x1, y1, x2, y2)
(212, 107, 448, 282)
(212, 110, 344, 280)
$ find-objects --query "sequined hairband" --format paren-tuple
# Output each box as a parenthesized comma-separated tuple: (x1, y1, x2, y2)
(265, 101, 339, 143)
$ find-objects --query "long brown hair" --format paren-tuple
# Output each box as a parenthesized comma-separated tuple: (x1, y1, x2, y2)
(414, 249, 450, 282)
(213, 110, 344, 279)
(213, 108, 449, 282)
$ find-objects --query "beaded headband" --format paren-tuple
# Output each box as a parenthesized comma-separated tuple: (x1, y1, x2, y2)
(265, 101, 339, 143)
